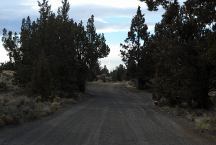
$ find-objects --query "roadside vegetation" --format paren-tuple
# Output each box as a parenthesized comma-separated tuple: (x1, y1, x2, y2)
(110, 64, 127, 82)
(0, 62, 81, 127)
(119, 0, 216, 135)
(0, 0, 109, 126)
(0, 0, 216, 137)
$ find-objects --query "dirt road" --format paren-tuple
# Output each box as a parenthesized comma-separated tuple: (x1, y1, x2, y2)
(0, 82, 213, 145)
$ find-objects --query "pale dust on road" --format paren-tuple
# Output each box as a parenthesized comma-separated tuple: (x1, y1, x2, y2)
(0, 82, 214, 145)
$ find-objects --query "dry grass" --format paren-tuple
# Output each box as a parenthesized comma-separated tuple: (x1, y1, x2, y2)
(0, 70, 18, 91)
(195, 116, 216, 132)
(0, 93, 62, 126)
(0, 70, 51, 126)
(0, 70, 81, 127)
(159, 104, 216, 139)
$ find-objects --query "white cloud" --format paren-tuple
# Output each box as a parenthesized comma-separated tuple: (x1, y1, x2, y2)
(100, 44, 122, 70)
(0, 0, 37, 19)
(69, 5, 138, 21)
(148, 24, 156, 33)
(0, 41, 9, 63)
(23, 0, 147, 12)
(97, 27, 128, 33)
(95, 17, 108, 24)
(19, 0, 61, 11)
(68, 0, 147, 9)
(97, 23, 155, 33)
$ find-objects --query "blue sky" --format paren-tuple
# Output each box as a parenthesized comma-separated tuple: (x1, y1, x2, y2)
(0, 0, 170, 70)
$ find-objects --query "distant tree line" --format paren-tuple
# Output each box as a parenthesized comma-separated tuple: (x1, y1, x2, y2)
(94, 64, 127, 82)
(110, 64, 127, 82)
(1, 0, 110, 100)
(0, 62, 15, 71)
(121, 0, 216, 108)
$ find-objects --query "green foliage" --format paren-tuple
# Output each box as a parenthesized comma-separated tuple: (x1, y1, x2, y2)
(1, 0, 110, 100)
(101, 65, 109, 75)
(0, 62, 14, 71)
(31, 51, 51, 99)
(121, 0, 216, 108)
(86, 15, 110, 80)
(150, 0, 214, 108)
(120, 6, 149, 81)
(2, 29, 21, 64)
(110, 64, 127, 81)
(195, 117, 216, 131)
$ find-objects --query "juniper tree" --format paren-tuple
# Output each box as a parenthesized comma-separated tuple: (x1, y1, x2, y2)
(86, 15, 110, 80)
(120, 6, 149, 88)
(2, 0, 110, 98)
(139, 0, 216, 108)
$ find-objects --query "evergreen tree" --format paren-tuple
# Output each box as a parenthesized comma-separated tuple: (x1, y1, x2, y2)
(101, 65, 109, 75)
(31, 50, 51, 99)
(86, 15, 110, 80)
(2, 29, 20, 64)
(138, 0, 216, 108)
(57, 0, 70, 21)
(2, 0, 110, 99)
(110, 64, 127, 81)
(120, 6, 149, 88)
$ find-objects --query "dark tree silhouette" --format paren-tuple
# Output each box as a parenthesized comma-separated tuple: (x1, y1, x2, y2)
(2, 0, 110, 99)
(119, 0, 216, 108)
(110, 64, 127, 82)
(86, 15, 110, 80)
(120, 6, 149, 89)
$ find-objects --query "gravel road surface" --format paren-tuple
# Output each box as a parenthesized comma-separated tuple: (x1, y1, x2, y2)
(0, 82, 214, 145)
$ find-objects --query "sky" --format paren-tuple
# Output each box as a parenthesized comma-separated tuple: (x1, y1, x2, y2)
(0, 0, 168, 70)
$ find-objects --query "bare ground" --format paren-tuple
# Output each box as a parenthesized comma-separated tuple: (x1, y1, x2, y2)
(0, 82, 214, 145)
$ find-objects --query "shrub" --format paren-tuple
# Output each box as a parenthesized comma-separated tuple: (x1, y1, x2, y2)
(195, 117, 216, 131)
(0, 82, 7, 91)
(50, 102, 60, 112)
